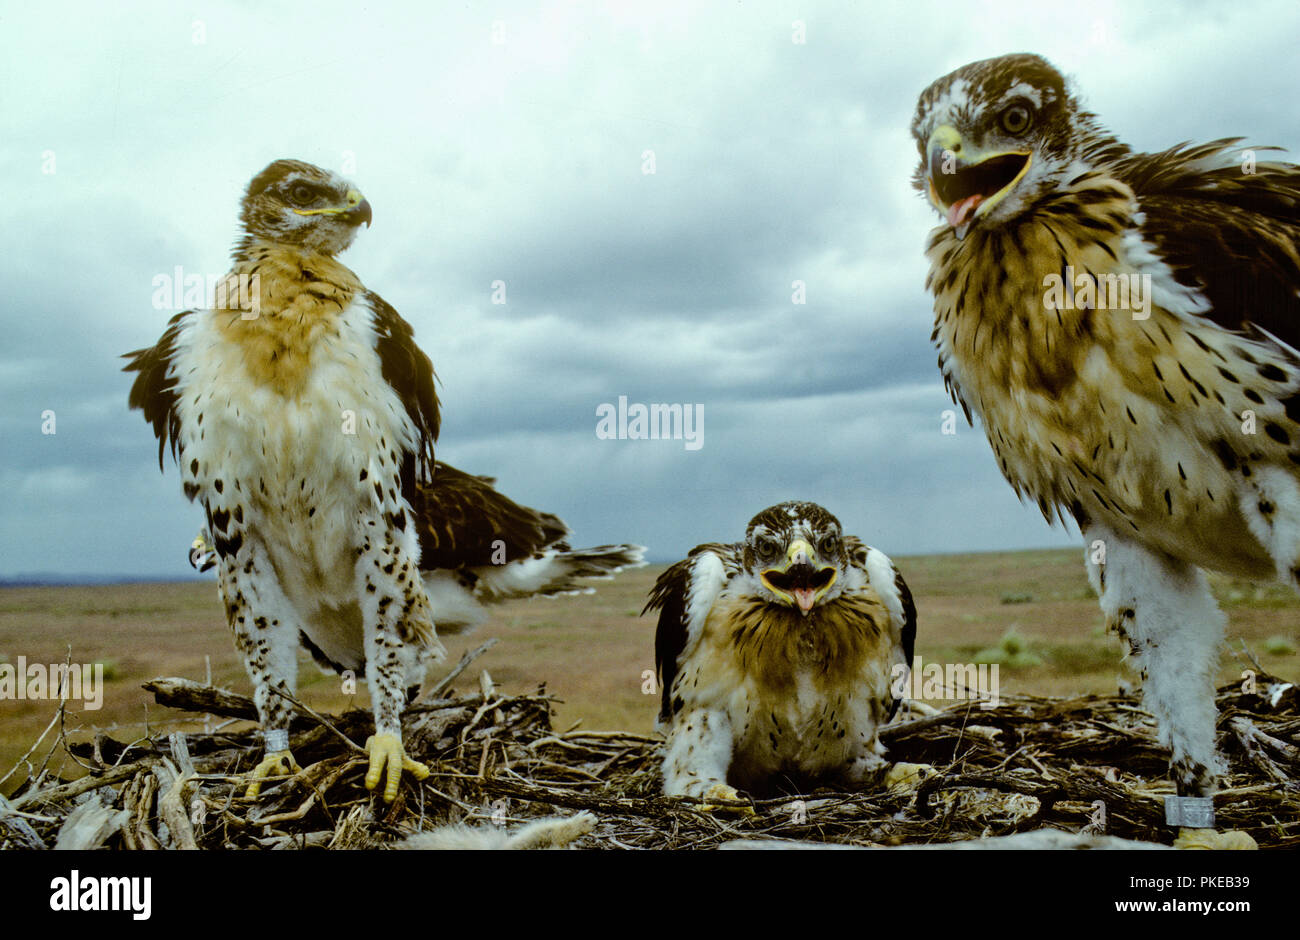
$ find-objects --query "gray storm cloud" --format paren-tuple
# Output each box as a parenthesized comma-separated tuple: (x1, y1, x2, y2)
(1, 0, 1297, 577)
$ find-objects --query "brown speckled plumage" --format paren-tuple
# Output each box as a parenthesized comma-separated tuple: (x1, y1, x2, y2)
(913, 54, 1300, 804)
(645, 501, 915, 798)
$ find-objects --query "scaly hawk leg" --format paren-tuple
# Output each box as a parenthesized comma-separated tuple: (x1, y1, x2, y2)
(245, 733, 302, 800)
(364, 734, 430, 803)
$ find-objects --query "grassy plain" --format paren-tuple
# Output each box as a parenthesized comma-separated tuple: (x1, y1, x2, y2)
(2, 548, 1297, 792)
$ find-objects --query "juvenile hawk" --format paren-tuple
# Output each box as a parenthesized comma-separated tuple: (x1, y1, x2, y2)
(912, 54, 1300, 845)
(644, 501, 918, 804)
(125, 159, 643, 802)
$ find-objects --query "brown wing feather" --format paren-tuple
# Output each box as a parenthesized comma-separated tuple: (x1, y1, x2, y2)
(122, 311, 191, 471)
(410, 461, 568, 570)
(368, 291, 440, 487)
(644, 557, 693, 724)
(643, 542, 733, 724)
(1119, 140, 1300, 347)
(887, 565, 917, 721)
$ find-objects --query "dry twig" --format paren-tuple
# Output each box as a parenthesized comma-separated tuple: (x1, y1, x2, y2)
(5, 673, 1296, 850)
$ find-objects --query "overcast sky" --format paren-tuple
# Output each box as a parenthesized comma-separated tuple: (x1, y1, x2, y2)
(1, 0, 1298, 579)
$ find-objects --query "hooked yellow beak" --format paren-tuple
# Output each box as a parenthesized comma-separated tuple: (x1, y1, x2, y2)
(293, 188, 372, 227)
(924, 124, 1031, 239)
(760, 538, 838, 616)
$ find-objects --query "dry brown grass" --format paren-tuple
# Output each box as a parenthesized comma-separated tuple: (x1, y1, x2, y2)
(2, 548, 1298, 797)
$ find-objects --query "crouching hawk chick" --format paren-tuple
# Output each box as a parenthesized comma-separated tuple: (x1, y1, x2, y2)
(644, 502, 920, 806)
(124, 158, 643, 803)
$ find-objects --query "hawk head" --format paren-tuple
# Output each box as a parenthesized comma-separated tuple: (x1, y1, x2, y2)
(741, 501, 847, 616)
(237, 159, 373, 256)
(910, 53, 1121, 239)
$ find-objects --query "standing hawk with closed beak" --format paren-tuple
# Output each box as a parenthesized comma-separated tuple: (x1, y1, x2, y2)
(912, 53, 1300, 848)
(644, 501, 921, 805)
(125, 159, 643, 804)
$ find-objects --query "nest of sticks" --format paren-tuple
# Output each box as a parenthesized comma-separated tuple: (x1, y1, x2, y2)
(3, 647, 1297, 850)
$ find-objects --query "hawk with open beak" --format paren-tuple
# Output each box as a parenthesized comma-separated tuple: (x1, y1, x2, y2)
(644, 501, 921, 806)
(912, 53, 1300, 849)
(758, 532, 838, 615)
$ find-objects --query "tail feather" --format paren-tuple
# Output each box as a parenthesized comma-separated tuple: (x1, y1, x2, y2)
(553, 544, 647, 583)
(475, 543, 646, 600)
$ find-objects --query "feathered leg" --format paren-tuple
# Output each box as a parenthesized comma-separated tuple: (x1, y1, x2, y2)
(1084, 525, 1224, 795)
(211, 527, 304, 799)
(356, 517, 442, 802)
(1084, 526, 1255, 848)
(661, 707, 749, 811)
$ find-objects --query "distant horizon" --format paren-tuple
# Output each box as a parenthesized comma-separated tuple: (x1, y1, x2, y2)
(0, 542, 1086, 587)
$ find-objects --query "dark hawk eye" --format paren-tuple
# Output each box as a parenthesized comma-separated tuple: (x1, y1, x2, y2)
(999, 103, 1033, 136)
(820, 534, 840, 555)
(288, 183, 316, 206)
(755, 536, 780, 558)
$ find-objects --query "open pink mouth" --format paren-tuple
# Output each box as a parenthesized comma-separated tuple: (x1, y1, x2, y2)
(932, 153, 1028, 230)
(763, 563, 836, 613)
(947, 193, 983, 228)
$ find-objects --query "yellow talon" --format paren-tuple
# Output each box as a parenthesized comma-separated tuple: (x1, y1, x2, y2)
(1173, 828, 1258, 850)
(884, 762, 934, 792)
(364, 733, 429, 803)
(244, 749, 302, 799)
(700, 783, 755, 816)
